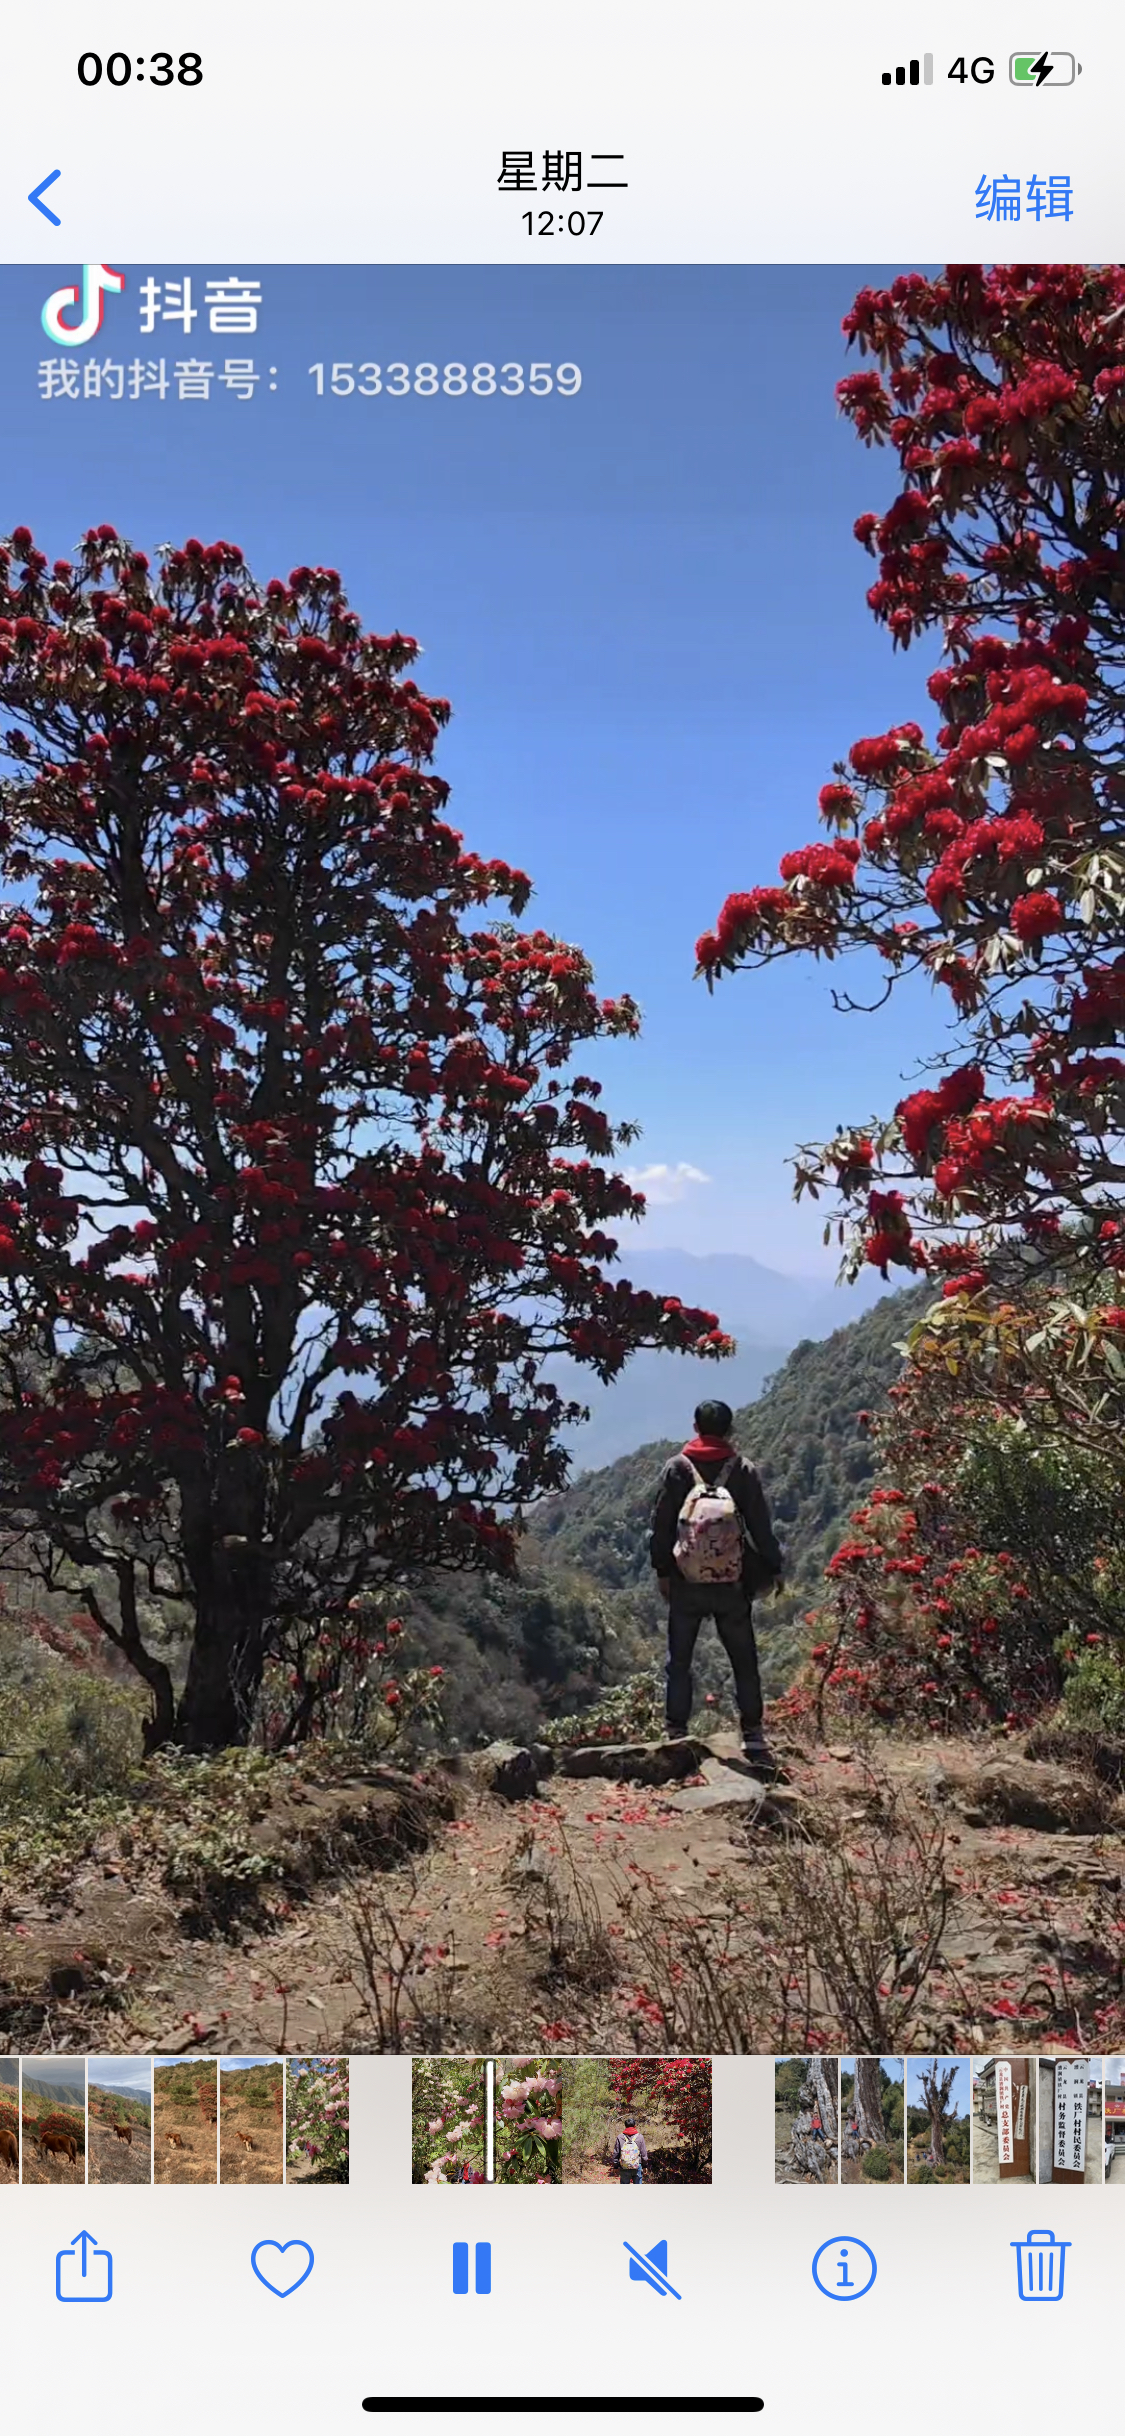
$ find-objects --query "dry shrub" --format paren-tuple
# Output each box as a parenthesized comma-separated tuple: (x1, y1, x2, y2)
(505, 1824, 615, 1995)
(610, 1759, 954, 2053)
(338, 1863, 461, 2052)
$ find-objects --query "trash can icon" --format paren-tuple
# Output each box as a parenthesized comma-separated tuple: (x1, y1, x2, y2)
(1011, 2229, 1070, 2301)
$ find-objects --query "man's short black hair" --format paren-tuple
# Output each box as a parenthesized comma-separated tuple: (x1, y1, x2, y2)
(694, 1398, 733, 1437)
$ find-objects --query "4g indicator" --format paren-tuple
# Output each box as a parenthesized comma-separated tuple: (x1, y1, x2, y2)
(945, 50, 1082, 86)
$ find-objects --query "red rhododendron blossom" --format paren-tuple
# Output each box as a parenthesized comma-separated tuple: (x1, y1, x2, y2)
(1010, 890, 1064, 943)
(697, 262, 1125, 1303)
(0, 527, 732, 1753)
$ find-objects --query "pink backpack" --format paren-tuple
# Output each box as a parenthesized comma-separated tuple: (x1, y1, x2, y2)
(673, 1458, 744, 1583)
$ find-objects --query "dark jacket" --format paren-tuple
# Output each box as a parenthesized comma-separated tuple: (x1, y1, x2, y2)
(649, 1444, 784, 1589)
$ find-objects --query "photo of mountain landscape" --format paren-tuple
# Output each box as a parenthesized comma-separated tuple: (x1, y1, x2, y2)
(20, 2059, 85, 2184)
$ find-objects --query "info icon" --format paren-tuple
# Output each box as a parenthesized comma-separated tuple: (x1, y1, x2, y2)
(811, 2236, 877, 2301)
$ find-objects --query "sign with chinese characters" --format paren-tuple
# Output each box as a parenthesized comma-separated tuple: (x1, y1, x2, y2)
(1053, 2060, 1087, 2177)
(996, 2062, 1014, 2165)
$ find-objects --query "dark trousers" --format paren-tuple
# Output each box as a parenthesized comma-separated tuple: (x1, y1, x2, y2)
(665, 1579, 763, 1735)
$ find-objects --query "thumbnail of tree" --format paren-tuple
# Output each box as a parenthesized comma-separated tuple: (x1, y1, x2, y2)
(906, 2058, 970, 2182)
(841, 2058, 904, 2183)
(774, 2056, 838, 2185)
(697, 264, 1125, 1742)
(0, 527, 722, 1753)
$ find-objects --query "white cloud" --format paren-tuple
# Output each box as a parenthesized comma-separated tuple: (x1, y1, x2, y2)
(623, 1161, 711, 1207)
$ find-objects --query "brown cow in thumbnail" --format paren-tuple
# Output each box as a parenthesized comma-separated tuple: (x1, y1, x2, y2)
(39, 2131, 77, 2167)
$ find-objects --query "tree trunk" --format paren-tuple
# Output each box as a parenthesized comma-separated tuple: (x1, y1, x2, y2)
(175, 1461, 272, 1750)
(810, 2059, 838, 2145)
(922, 2062, 955, 2168)
(854, 2058, 886, 2146)
(176, 1593, 266, 1749)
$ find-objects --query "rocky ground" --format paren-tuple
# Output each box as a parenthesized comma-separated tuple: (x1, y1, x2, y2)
(0, 1729, 1122, 2055)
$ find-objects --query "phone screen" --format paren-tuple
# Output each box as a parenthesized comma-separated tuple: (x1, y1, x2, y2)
(0, 13, 1117, 2433)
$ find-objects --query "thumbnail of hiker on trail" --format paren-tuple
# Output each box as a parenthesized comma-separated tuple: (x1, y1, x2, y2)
(614, 2116, 648, 2184)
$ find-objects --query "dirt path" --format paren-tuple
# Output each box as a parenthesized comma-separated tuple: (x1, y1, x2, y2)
(0, 1731, 1122, 2054)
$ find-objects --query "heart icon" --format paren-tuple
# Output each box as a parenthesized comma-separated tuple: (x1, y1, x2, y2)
(251, 2239, 315, 2297)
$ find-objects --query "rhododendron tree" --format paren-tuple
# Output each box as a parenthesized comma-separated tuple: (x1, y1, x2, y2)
(0, 526, 728, 1750)
(802, 1321, 1125, 1731)
(258, 1595, 445, 1752)
(696, 266, 1125, 1311)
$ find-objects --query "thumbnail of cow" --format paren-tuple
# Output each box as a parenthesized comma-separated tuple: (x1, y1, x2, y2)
(88, 2057, 153, 2185)
(153, 2058, 218, 2184)
(0, 2059, 18, 2182)
(21, 2058, 86, 2184)
(219, 2058, 284, 2185)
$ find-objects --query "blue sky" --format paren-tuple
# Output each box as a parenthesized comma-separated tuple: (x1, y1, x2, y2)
(88, 2056, 152, 2098)
(3, 262, 946, 1273)
(906, 2058, 970, 2116)
(220, 2056, 276, 2071)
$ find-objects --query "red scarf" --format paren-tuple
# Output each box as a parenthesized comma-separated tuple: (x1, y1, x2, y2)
(682, 1435, 735, 1461)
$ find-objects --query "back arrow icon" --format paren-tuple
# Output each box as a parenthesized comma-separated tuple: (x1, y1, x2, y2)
(29, 171, 62, 226)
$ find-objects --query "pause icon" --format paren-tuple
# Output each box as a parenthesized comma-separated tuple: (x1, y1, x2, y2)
(453, 2241, 491, 2295)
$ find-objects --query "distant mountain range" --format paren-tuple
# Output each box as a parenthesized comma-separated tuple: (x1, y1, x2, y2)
(550, 1249, 891, 1471)
(21, 2074, 85, 2109)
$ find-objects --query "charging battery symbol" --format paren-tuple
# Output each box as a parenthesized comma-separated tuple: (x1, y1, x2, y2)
(1009, 50, 1080, 84)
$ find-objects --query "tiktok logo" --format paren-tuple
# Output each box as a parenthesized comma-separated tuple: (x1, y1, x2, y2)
(41, 264, 125, 347)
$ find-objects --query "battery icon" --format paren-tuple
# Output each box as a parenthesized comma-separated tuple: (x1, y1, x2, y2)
(1009, 50, 1079, 84)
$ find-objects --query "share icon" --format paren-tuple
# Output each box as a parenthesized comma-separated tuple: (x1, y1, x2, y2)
(623, 2239, 682, 2299)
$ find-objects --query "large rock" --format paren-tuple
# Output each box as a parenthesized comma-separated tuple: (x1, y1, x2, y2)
(557, 1738, 711, 1785)
(660, 1759, 800, 1821)
(953, 1758, 1114, 1835)
(477, 1741, 554, 1802)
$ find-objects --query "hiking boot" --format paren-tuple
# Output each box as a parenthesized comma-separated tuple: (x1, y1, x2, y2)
(665, 1725, 691, 1743)
(741, 1731, 779, 1782)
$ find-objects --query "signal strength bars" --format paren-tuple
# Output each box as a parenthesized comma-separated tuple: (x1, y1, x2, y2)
(882, 54, 933, 84)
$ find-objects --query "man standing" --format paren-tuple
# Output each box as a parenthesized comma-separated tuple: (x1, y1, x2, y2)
(649, 1396, 783, 1776)
(614, 2117, 648, 2184)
